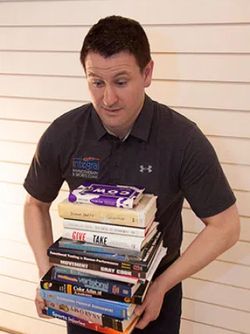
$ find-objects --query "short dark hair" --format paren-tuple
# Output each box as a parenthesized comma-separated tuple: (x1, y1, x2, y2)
(80, 15, 151, 72)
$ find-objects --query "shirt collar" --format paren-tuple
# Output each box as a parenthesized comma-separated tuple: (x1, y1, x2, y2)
(91, 107, 107, 140)
(90, 94, 154, 142)
(129, 95, 154, 142)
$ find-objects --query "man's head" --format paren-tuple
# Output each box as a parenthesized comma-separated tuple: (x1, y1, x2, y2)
(80, 15, 151, 72)
(81, 16, 154, 139)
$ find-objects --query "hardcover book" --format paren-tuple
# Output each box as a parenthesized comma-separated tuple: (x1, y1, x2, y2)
(63, 219, 158, 238)
(48, 232, 162, 273)
(61, 222, 157, 251)
(49, 241, 166, 280)
(58, 194, 157, 227)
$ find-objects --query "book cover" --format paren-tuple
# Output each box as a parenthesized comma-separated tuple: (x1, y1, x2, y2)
(58, 194, 157, 227)
(43, 307, 138, 333)
(68, 182, 144, 209)
(40, 289, 135, 319)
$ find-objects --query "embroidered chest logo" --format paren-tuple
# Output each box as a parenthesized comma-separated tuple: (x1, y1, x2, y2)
(139, 164, 153, 173)
(72, 156, 100, 179)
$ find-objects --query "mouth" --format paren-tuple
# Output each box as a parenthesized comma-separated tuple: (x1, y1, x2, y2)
(102, 107, 122, 113)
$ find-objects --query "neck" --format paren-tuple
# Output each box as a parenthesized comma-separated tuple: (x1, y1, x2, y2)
(104, 126, 131, 141)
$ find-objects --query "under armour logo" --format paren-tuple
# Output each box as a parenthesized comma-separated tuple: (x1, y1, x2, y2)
(139, 165, 153, 173)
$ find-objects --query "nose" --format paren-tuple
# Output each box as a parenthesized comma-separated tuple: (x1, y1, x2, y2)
(103, 85, 118, 107)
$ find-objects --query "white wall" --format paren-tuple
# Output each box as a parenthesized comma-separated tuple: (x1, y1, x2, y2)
(0, 1, 249, 333)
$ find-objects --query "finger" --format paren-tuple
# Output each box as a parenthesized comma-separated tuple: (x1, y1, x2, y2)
(134, 304, 145, 317)
(35, 290, 52, 319)
(35, 299, 51, 319)
(135, 313, 152, 330)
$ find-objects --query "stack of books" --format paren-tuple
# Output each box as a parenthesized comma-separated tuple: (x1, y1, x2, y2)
(40, 183, 166, 334)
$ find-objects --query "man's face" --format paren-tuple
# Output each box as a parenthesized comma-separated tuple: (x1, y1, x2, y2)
(85, 51, 153, 138)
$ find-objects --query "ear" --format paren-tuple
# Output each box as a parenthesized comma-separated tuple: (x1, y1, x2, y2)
(143, 60, 154, 88)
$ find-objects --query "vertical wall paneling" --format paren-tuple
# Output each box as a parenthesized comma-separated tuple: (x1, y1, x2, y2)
(0, 1, 249, 333)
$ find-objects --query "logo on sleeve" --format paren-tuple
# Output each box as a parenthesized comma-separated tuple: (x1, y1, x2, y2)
(72, 157, 100, 179)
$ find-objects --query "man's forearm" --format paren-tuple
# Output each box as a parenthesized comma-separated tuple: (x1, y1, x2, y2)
(135, 204, 240, 329)
(24, 196, 53, 278)
(155, 204, 240, 294)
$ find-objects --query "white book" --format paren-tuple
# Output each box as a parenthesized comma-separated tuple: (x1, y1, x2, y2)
(62, 225, 158, 252)
(145, 244, 167, 282)
(63, 219, 158, 237)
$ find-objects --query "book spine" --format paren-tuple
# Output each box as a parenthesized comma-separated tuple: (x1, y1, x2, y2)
(58, 202, 146, 227)
(44, 307, 127, 334)
(58, 239, 141, 257)
(48, 246, 149, 272)
(45, 301, 134, 331)
(49, 253, 148, 276)
(49, 256, 146, 279)
(41, 279, 143, 304)
(53, 264, 139, 285)
(62, 228, 144, 251)
(63, 219, 146, 237)
(46, 271, 134, 297)
(41, 289, 133, 319)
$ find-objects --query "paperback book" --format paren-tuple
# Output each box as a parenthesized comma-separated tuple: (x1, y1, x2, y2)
(43, 307, 138, 334)
(40, 289, 135, 319)
(41, 267, 150, 304)
(68, 182, 144, 209)
(45, 300, 137, 332)
(44, 266, 141, 297)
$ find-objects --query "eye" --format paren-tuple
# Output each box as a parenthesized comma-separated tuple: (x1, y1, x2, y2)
(116, 79, 128, 86)
(91, 79, 104, 88)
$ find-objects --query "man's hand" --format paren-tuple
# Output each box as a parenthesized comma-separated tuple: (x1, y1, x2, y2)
(134, 279, 165, 329)
(35, 287, 52, 319)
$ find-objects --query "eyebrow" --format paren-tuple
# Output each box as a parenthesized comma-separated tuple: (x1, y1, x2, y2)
(87, 70, 130, 78)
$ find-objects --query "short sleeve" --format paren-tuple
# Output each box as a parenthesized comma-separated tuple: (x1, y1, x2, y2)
(180, 126, 236, 218)
(23, 124, 64, 202)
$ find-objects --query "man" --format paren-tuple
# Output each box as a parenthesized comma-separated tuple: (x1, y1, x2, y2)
(23, 16, 240, 334)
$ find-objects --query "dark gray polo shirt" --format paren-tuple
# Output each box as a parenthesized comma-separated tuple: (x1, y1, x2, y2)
(24, 95, 236, 254)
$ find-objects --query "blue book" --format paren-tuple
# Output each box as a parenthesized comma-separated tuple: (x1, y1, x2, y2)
(43, 307, 137, 333)
(40, 289, 135, 319)
(52, 266, 140, 297)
